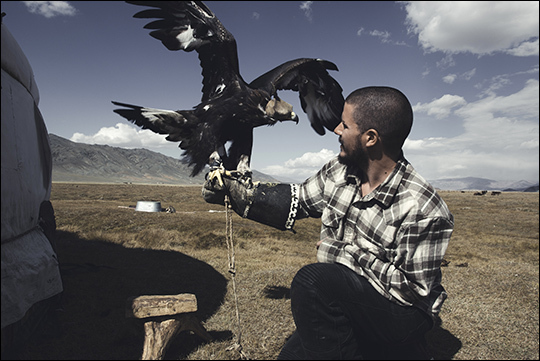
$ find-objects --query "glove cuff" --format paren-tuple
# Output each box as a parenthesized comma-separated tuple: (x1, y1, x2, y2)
(244, 183, 300, 231)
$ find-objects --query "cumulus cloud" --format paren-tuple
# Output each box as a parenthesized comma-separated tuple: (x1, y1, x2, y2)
(300, 1, 313, 22)
(413, 94, 467, 119)
(71, 123, 172, 150)
(506, 38, 539, 57)
(406, 79, 539, 181)
(403, 1, 539, 56)
(23, 1, 77, 18)
(261, 149, 336, 181)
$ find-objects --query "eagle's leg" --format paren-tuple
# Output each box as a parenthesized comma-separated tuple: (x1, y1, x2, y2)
(207, 151, 231, 187)
(236, 155, 252, 178)
(208, 151, 223, 170)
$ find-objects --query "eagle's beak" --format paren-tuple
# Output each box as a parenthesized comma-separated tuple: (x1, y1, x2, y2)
(291, 112, 299, 124)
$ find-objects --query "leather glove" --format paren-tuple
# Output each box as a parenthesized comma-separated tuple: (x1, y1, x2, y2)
(202, 167, 303, 231)
(202, 170, 257, 217)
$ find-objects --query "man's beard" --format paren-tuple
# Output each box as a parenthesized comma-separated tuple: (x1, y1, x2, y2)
(338, 143, 368, 170)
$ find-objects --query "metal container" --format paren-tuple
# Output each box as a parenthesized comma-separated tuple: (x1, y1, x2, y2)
(135, 201, 162, 212)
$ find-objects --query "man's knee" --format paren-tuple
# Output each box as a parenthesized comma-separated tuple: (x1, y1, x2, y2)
(290, 263, 353, 308)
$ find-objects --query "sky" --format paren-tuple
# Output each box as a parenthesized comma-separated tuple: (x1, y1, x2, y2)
(2, 1, 538, 183)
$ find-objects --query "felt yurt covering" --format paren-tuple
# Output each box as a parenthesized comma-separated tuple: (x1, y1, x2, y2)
(1, 20, 63, 330)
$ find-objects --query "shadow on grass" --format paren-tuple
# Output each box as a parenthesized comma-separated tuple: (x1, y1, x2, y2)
(425, 316, 462, 360)
(16, 230, 228, 360)
(263, 285, 291, 299)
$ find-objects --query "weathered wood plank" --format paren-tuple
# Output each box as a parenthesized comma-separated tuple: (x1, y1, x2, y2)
(140, 314, 213, 360)
(141, 318, 181, 360)
(126, 294, 197, 319)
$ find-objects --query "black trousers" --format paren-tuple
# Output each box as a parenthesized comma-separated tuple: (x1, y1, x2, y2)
(277, 263, 433, 360)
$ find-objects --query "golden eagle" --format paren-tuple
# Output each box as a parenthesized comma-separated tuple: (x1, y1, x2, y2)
(113, 1, 344, 176)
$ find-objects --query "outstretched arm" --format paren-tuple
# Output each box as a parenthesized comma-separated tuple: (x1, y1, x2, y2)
(202, 172, 308, 231)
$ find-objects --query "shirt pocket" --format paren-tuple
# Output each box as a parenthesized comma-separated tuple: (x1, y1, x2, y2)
(321, 206, 344, 239)
(321, 206, 343, 228)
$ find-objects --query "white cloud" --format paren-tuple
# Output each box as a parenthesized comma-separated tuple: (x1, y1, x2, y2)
(251, 12, 260, 20)
(403, 1, 539, 56)
(413, 94, 467, 119)
(369, 30, 391, 43)
(506, 38, 539, 57)
(476, 67, 539, 97)
(362, 29, 408, 47)
(442, 74, 457, 84)
(404, 137, 447, 151)
(442, 69, 476, 85)
(462, 68, 476, 81)
(300, 1, 313, 22)
(261, 149, 336, 181)
(70, 123, 172, 150)
(23, 1, 77, 18)
(435, 54, 455, 70)
(406, 79, 539, 181)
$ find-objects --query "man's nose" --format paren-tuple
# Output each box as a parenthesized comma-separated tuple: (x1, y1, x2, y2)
(334, 123, 343, 135)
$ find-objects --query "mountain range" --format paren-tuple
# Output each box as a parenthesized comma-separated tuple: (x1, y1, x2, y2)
(428, 177, 538, 192)
(49, 134, 538, 191)
(49, 134, 279, 185)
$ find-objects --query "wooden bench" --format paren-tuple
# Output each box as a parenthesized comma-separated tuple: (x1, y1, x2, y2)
(126, 294, 212, 360)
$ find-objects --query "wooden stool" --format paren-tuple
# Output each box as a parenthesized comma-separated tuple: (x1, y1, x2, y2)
(126, 294, 212, 360)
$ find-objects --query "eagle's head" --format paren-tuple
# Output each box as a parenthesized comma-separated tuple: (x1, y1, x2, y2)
(265, 98, 299, 124)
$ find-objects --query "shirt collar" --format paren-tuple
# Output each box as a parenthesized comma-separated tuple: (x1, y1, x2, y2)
(340, 157, 409, 207)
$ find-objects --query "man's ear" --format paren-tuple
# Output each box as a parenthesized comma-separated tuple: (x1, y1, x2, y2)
(364, 129, 380, 147)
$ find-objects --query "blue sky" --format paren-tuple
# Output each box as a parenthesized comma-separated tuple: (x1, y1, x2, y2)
(2, 1, 538, 183)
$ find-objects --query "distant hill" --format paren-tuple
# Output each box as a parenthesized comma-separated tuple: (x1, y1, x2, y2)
(428, 177, 539, 192)
(49, 134, 279, 185)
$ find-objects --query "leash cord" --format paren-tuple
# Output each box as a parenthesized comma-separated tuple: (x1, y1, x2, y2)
(224, 195, 249, 360)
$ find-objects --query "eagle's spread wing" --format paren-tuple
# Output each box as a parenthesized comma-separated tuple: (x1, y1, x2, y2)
(249, 58, 344, 135)
(111, 100, 223, 176)
(127, 1, 243, 101)
(111, 101, 190, 137)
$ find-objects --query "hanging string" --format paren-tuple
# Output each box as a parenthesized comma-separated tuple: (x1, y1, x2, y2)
(224, 195, 249, 360)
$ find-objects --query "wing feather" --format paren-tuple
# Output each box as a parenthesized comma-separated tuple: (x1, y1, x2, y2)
(126, 1, 244, 101)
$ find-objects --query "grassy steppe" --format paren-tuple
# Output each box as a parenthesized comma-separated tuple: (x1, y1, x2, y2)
(19, 183, 540, 360)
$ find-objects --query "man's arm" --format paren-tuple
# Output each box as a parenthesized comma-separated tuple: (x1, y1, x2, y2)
(202, 173, 309, 231)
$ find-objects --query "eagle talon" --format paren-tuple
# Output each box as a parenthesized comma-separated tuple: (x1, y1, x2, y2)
(207, 168, 226, 187)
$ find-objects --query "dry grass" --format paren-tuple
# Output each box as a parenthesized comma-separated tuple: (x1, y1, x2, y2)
(16, 183, 539, 360)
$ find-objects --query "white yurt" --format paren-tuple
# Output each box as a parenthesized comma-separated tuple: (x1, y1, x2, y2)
(1, 17, 63, 356)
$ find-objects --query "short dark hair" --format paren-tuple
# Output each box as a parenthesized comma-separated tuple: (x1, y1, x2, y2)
(345, 86, 413, 155)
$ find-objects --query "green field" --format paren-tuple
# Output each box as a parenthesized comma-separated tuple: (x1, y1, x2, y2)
(19, 183, 539, 360)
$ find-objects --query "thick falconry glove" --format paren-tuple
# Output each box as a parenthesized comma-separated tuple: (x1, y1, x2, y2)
(202, 171, 300, 231)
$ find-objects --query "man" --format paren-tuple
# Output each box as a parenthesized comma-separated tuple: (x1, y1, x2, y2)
(203, 86, 454, 359)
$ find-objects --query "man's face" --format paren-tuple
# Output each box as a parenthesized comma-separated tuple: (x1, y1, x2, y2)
(334, 103, 368, 168)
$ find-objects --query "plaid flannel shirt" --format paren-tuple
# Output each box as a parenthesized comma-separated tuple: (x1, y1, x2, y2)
(295, 156, 454, 317)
